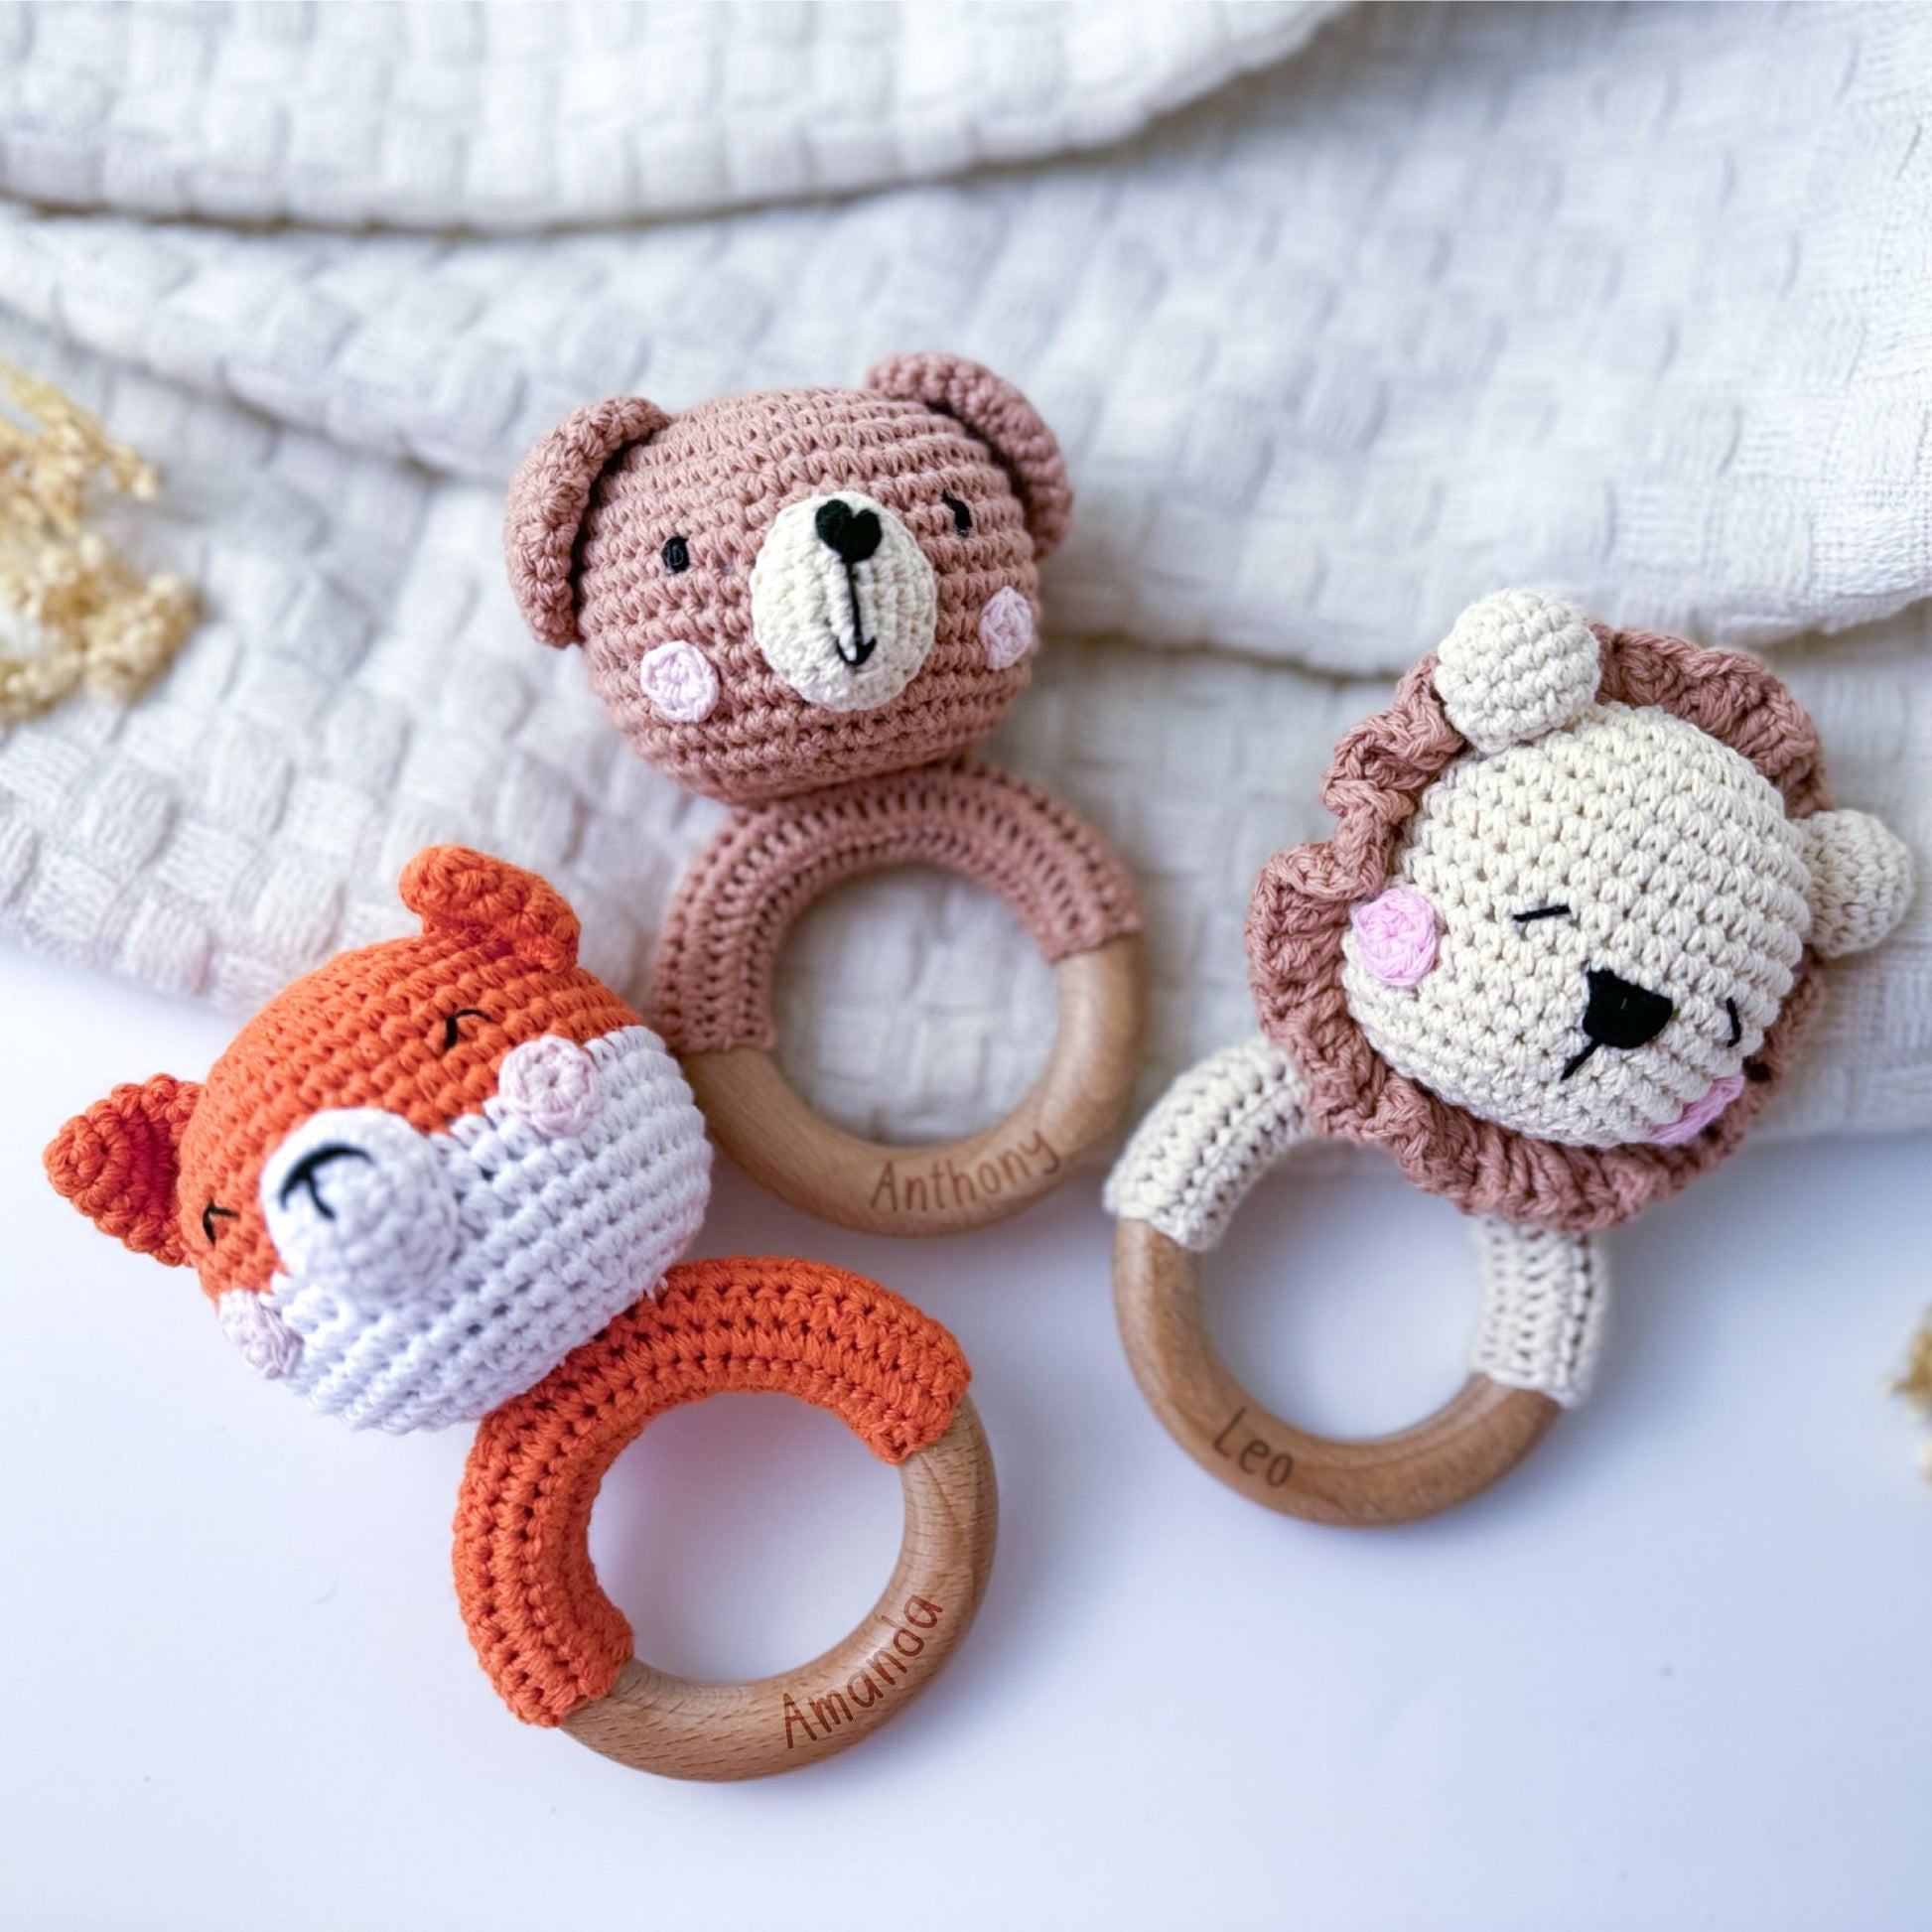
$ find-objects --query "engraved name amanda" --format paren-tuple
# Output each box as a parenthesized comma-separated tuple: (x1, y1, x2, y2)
(780, 1595, 944, 1747)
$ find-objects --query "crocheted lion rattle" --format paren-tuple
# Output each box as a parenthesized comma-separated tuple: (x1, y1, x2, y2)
(504, 353, 1144, 1236)
(44, 846, 995, 1779)
(1106, 591, 1914, 1525)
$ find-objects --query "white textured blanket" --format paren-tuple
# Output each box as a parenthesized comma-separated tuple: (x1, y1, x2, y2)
(0, 1, 1927, 1148)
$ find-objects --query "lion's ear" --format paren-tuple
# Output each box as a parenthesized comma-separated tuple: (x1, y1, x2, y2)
(1433, 589, 1600, 755)
(45, 1075, 203, 1266)
(398, 845, 581, 971)
(1797, 809, 1915, 958)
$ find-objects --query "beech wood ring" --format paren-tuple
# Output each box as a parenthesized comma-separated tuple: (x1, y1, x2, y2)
(455, 1259, 997, 1779)
(648, 762, 1147, 1235)
(1114, 1219, 1560, 1527)
(565, 1405, 995, 1780)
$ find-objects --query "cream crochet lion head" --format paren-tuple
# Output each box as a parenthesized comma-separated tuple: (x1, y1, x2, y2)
(1249, 591, 1914, 1231)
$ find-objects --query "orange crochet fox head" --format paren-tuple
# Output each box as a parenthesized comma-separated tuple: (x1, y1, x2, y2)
(45, 846, 711, 1433)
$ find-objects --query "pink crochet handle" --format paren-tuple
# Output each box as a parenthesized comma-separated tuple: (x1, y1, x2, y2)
(649, 761, 1146, 1235)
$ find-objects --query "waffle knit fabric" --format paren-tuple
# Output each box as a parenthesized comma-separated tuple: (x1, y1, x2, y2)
(44, 845, 715, 1432)
(649, 760, 1142, 1055)
(453, 1257, 972, 1725)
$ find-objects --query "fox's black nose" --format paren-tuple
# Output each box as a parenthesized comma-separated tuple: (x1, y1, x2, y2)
(1563, 967, 1674, 1079)
(815, 498, 883, 566)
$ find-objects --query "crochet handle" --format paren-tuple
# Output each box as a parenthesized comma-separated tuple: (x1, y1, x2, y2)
(1103, 1035, 1608, 1408)
(1105, 1037, 1604, 1524)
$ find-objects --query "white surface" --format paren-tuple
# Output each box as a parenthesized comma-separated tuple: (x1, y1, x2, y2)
(4, 944, 1931, 1931)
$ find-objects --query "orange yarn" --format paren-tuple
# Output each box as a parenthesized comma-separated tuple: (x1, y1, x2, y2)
(45, 1074, 204, 1265)
(44, 845, 638, 1303)
(452, 1259, 971, 1725)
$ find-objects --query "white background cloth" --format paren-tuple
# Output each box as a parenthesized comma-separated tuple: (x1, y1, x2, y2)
(1, 1, 1929, 1144)
(4, 941, 1929, 1930)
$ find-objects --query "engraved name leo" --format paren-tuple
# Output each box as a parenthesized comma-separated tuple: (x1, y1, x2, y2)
(1213, 1406, 1294, 1488)
(781, 1595, 944, 1747)
(870, 1131, 1060, 1213)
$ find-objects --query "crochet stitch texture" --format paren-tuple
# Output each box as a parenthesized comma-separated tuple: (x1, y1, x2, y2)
(649, 761, 1142, 1053)
(1248, 618, 1849, 1232)
(453, 1258, 971, 1725)
(504, 358, 1070, 805)
(45, 846, 714, 1431)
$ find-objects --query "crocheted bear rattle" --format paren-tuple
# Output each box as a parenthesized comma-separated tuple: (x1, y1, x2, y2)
(1107, 592, 1914, 1525)
(505, 353, 1144, 1235)
(45, 846, 995, 1779)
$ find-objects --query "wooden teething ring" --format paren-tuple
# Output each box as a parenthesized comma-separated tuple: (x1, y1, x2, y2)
(1106, 1040, 1602, 1526)
(650, 761, 1146, 1235)
(1115, 1221, 1558, 1527)
(455, 1259, 996, 1780)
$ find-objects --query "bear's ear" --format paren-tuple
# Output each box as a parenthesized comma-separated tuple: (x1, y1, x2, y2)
(504, 396, 672, 648)
(45, 1075, 203, 1266)
(866, 352, 1073, 559)
(1796, 809, 1915, 958)
(399, 846, 581, 971)
(1433, 589, 1600, 755)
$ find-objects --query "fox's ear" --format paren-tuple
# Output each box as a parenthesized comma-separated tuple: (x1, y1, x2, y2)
(398, 845, 581, 971)
(45, 1075, 202, 1266)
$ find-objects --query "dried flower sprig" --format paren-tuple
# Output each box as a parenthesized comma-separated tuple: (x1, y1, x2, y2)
(0, 362, 200, 724)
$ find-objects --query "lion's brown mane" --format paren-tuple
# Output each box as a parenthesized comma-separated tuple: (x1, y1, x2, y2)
(1246, 625, 1832, 1232)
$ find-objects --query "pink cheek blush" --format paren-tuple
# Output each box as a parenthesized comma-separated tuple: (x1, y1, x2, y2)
(979, 586, 1035, 669)
(1351, 889, 1439, 986)
(497, 1035, 603, 1137)
(1650, 1073, 1746, 1147)
(637, 639, 719, 723)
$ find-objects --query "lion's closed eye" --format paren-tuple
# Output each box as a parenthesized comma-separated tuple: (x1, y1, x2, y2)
(1512, 902, 1573, 925)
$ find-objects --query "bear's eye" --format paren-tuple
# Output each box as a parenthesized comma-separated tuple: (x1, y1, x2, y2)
(661, 535, 691, 573)
(1512, 902, 1573, 925)
(441, 1008, 491, 1052)
(941, 492, 973, 536)
(202, 1202, 237, 1245)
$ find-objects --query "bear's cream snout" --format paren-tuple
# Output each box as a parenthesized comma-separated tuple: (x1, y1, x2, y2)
(749, 490, 938, 713)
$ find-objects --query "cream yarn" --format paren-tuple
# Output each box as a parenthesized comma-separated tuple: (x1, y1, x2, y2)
(1104, 1035, 1608, 1407)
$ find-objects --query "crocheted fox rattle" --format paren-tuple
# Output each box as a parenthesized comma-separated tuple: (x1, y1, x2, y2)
(1107, 592, 1915, 1525)
(45, 847, 995, 1780)
(505, 353, 1145, 1236)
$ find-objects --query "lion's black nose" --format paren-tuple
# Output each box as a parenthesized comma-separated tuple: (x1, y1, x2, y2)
(1563, 967, 1674, 1079)
(815, 498, 882, 566)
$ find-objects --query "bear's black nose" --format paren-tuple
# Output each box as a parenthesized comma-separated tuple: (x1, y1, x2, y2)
(815, 498, 883, 566)
(1562, 967, 1674, 1079)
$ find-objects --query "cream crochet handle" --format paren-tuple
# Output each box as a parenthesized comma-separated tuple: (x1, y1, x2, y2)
(1103, 1036, 1608, 1407)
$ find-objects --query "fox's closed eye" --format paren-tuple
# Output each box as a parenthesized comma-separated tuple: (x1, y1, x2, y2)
(202, 1202, 237, 1244)
(1512, 903, 1573, 925)
(441, 1009, 491, 1052)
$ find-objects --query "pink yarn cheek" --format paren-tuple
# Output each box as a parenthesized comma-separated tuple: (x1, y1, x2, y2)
(979, 585, 1035, 669)
(496, 1036, 604, 1137)
(1350, 889, 1440, 987)
(636, 639, 720, 724)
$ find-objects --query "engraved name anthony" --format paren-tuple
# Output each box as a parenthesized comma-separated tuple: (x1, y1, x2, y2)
(780, 1595, 944, 1748)
(870, 1132, 1059, 1214)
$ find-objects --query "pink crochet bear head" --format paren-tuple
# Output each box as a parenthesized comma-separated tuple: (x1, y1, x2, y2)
(503, 353, 1072, 806)
(1248, 592, 1915, 1234)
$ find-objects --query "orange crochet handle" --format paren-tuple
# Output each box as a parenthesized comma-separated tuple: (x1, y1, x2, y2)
(454, 1258, 996, 1780)
(648, 761, 1147, 1235)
